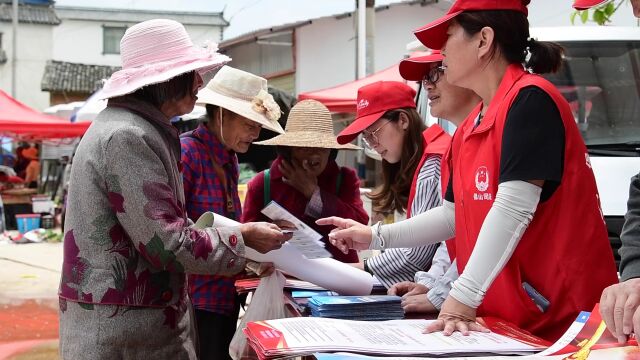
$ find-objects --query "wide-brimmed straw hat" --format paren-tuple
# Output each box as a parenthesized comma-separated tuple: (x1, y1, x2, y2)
(196, 66, 285, 134)
(100, 19, 230, 99)
(399, 50, 444, 81)
(414, 0, 530, 50)
(254, 100, 360, 150)
(573, 0, 611, 9)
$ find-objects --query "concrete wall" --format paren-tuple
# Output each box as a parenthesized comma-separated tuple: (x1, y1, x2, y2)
(295, 2, 447, 94)
(52, 18, 223, 67)
(0, 22, 54, 110)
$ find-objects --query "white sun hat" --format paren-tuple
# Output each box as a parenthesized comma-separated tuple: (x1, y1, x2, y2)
(196, 66, 285, 134)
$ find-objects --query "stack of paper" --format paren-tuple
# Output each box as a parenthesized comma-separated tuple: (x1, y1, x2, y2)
(243, 317, 547, 359)
(261, 201, 331, 258)
(236, 278, 334, 294)
(308, 295, 403, 321)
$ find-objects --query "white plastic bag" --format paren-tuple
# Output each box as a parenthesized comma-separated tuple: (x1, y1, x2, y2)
(229, 270, 287, 360)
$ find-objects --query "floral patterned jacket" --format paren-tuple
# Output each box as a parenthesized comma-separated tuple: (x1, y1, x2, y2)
(59, 100, 246, 315)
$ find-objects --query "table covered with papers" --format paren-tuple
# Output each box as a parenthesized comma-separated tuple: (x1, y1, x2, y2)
(243, 317, 548, 359)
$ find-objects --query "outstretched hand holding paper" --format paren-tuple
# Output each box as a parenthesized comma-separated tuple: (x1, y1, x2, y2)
(205, 211, 374, 296)
(261, 200, 332, 259)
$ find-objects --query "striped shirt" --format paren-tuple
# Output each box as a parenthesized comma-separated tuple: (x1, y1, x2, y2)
(367, 154, 443, 289)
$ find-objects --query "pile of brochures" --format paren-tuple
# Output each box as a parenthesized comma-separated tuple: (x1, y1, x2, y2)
(307, 295, 404, 321)
(243, 317, 546, 360)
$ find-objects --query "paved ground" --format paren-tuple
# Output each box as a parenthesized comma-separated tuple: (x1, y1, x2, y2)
(0, 242, 62, 360)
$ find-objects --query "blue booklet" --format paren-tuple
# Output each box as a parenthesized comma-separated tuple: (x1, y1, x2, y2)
(291, 290, 338, 299)
(308, 295, 403, 321)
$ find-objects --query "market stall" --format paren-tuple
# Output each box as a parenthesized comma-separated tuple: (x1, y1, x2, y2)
(297, 60, 420, 113)
(0, 90, 90, 235)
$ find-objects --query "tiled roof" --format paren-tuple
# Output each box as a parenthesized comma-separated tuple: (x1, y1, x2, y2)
(0, 3, 61, 25)
(41, 60, 120, 93)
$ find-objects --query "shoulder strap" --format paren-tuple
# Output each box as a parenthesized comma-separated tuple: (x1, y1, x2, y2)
(336, 168, 343, 194)
(263, 169, 271, 208)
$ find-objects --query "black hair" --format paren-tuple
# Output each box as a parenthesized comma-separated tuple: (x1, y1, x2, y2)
(130, 71, 196, 108)
(455, 10, 564, 74)
(367, 107, 426, 214)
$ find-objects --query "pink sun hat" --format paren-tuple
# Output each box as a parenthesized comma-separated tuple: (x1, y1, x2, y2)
(100, 19, 231, 99)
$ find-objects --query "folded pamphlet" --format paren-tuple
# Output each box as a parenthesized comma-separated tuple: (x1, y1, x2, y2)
(261, 200, 332, 259)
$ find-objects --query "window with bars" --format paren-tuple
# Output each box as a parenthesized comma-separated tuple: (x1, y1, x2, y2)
(103, 26, 127, 54)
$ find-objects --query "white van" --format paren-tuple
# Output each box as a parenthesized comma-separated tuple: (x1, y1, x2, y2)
(410, 26, 640, 265)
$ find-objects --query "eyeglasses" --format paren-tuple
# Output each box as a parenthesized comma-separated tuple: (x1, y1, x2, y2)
(362, 120, 391, 148)
(422, 65, 445, 87)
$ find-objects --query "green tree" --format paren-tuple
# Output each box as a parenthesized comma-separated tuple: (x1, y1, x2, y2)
(571, 0, 626, 25)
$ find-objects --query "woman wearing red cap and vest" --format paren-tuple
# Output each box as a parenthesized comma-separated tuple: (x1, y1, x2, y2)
(337, 62, 479, 314)
(336, 80, 451, 295)
(319, 0, 618, 342)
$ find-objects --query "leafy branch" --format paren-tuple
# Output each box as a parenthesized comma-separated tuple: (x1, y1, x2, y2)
(571, 0, 626, 25)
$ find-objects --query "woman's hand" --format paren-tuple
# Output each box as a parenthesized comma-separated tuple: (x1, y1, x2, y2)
(245, 261, 275, 277)
(600, 278, 640, 343)
(316, 216, 373, 253)
(279, 159, 318, 198)
(424, 295, 489, 336)
(240, 222, 292, 253)
(401, 294, 438, 314)
(388, 281, 428, 297)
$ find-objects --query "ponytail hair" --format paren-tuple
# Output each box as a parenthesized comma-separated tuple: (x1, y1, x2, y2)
(526, 38, 564, 74)
(455, 11, 564, 74)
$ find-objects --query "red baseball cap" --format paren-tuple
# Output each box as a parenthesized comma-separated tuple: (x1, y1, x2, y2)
(337, 81, 416, 145)
(573, 0, 611, 10)
(399, 50, 444, 81)
(414, 0, 530, 50)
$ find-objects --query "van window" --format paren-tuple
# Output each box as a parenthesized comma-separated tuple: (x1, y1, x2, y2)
(543, 41, 640, 149)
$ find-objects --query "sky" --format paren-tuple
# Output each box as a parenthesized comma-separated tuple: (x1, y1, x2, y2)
(53, 0, 640, 41)
(54, 0, 404, 40)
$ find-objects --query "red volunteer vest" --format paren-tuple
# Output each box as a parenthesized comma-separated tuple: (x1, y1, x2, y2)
(406, 125, 451, 218)
(449, 64, 617, 341)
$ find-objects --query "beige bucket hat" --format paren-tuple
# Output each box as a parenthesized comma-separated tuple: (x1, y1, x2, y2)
(196, 66, 285, 134)
(254, 99, 360, 150)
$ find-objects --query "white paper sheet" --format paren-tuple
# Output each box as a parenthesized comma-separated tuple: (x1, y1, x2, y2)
(261, 201, 332, 259)
(211, 213, 374, 295)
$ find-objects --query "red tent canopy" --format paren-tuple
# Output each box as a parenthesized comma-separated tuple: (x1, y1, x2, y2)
(0, 90, 90, 141)
(298, 60, 420, 113)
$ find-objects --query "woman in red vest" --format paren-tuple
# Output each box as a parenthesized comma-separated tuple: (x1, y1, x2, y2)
(337, 72, 478, 314)
(319, 0, 618, 341)
(336, 80, 450, 291)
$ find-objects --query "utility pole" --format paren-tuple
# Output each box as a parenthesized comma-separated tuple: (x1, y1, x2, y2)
(356, 0, 375, 79)
(365, 0, 374, 76)
(355, 0, 376, 186)
(11, 0, 18, 97)
(357, 0, 366, 79)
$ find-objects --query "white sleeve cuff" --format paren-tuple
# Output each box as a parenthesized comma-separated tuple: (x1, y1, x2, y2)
(449, 181, 541, 308)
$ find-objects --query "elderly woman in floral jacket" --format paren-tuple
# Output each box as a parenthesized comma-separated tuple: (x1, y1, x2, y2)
(58, 19, 289, 360)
